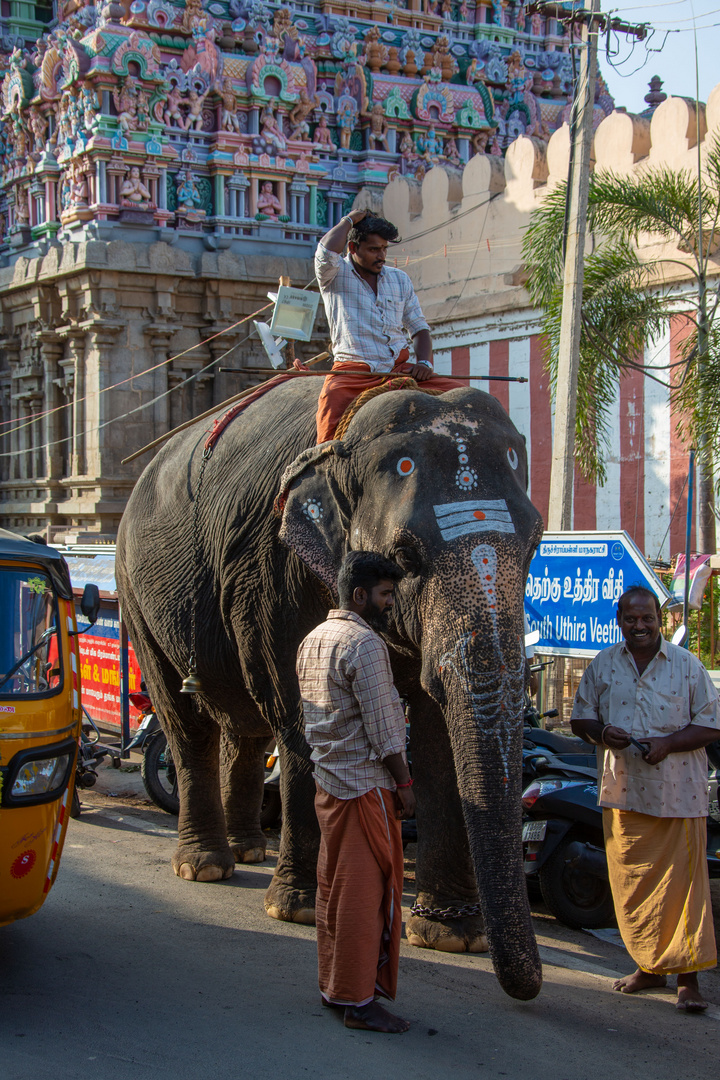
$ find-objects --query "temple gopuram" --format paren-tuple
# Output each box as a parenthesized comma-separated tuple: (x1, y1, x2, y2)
(0, 0, 614, 539)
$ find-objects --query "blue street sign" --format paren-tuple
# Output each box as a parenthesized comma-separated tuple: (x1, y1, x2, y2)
(525, 531, 672, 658)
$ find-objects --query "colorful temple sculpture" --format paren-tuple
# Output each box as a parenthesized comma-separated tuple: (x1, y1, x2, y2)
(0, 0, 616, 538)
(0, 0, 615, 250)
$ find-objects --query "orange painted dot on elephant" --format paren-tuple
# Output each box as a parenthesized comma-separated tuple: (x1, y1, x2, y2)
(474, 511, 486, 520)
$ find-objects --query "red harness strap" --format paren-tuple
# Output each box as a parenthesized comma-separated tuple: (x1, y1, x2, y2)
(203, 370, 313, 453)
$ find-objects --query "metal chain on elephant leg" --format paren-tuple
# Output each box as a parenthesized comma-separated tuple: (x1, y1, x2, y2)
(410, 901, 484, 921)
(181, 446, 212, 692)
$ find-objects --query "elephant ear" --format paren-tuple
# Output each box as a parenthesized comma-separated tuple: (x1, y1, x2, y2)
(277, 441, 352, 595)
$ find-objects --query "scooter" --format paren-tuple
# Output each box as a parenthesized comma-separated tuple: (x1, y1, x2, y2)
(521, 747, 720, 930)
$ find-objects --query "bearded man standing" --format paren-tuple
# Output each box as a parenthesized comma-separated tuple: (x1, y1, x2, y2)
(571, 585, 720, 1010)
(296, 551, 415, 1033)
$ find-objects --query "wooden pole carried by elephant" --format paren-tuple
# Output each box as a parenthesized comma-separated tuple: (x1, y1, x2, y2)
(115, 377, 545, 1001)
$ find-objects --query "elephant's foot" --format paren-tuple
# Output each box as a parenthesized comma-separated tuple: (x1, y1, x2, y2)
(231, 843, 267, 865)
(229, 836, 267, 864)
(172, 845, 235, 883)
(264, 875, 316, 925)
(406, 913, 488, 954)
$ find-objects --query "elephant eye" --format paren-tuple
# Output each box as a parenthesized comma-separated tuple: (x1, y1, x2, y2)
(507, 447, 519, 470)
(397, 457, 415, 476)
(393, 546, 422, 575)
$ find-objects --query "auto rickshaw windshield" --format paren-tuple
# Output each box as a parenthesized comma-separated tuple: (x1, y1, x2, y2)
(0, 568, 63, 697)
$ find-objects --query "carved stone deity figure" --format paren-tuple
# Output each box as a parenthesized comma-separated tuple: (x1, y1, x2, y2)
(14, 185, 30, 225)
(176, 169, 203, 212)
(70, 161, 88, 207)
(135, 89, 151, 131)
(337, 100, 356, 150)
(220, 77, 241, 132)
(113, 80, 138, 134)
(313, 113, 335, 150)
(164, 84, 185, 128)
(81, 85, 98, 134)
(186, 88, 208, 132)
(444, 135, 460, 164)
(399, 130, 416, 161)
(29, 108, 48, 153)
(256, 179, 282, 218)
(182, 0, 203, 32)
(121, 165, 153, 209)
(289, 89, 318, 141)
(368, 102, 389, 152)
(472, 129, 490, 156)
(260, 104, 287, 153)
(441, 0, 453, 18)
(466, 57, 486, 86)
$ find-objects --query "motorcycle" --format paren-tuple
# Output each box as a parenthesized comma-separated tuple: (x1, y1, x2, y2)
(521, 745, 720, 930)
(125, 687, 179, 815)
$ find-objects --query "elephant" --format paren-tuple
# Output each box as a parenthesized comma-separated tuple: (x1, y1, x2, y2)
(115, 377, 544, 1001)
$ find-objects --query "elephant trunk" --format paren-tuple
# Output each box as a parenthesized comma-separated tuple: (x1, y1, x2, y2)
(420, 552, 541, 1000)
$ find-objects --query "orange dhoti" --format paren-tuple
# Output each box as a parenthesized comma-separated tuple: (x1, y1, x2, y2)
(315, 784, 404, 1006)
(316, 355, 468, 443)
(603, 808, 717, 975)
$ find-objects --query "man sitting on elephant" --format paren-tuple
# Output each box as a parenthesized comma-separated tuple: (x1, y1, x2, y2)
(297, 551, 416, 1033)
(313, 209, 467, 443)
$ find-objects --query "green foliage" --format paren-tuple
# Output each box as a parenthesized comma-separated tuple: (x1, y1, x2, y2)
(522, 133, 720, 485)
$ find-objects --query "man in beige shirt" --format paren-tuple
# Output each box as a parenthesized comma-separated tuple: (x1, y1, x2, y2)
(297, 551, 415, 1033)
(572, 585, 720, 1010)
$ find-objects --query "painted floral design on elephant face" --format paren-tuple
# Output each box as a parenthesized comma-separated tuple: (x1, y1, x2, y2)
(396, 457, 415, 476)
(453, 433, 478, 490)
(302, 499, 323, 522)
(507, 446, 519, 470)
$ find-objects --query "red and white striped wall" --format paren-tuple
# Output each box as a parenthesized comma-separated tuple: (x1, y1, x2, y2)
(433, 314, 698, 562)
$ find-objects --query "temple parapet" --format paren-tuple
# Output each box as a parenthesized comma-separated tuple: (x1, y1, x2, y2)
(382, 83, 720, 324)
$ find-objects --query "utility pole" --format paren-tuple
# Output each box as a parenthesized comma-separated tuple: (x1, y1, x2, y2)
(546, 0, 600, 532)
(535, 1, 647, 531)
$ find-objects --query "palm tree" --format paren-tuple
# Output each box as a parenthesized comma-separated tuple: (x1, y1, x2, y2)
(522, 133, 720, 551)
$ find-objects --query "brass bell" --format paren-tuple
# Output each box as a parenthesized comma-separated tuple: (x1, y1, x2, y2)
(180, 662, 203, 694)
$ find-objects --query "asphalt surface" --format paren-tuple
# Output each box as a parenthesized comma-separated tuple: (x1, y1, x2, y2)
(1, 759, 719, 1080)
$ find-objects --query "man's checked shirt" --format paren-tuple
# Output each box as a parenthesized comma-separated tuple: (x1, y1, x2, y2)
(314, 242, 430, 371)
(297, 610, 407, 800)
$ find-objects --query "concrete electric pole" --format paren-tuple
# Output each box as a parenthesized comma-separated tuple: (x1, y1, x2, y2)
(536, 2, 648, 532)
(546, 0, 600, 532)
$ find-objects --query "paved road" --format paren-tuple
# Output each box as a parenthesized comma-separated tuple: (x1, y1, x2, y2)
(1, 765, 718, 1080)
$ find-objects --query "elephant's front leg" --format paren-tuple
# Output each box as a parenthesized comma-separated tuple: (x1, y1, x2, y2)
(220, 732, 268, 864)
(405, 689, 488, 954)
(264, 738, 319, 926)
(169, 714, 235, 882)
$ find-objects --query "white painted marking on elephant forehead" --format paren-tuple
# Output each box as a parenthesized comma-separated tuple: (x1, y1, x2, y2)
(433, 500, 515, 541)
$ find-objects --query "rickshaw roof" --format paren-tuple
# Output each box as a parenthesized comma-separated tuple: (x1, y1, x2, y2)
(0, 529, 74, 600)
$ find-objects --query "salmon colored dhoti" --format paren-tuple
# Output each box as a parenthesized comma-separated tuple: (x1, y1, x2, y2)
(315, 784, 404, 1006)
(603, 808, 717, 975)
(315, 354, 468, 444)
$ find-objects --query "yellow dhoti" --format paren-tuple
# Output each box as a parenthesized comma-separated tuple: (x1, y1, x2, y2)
(603, 808, 717, 975)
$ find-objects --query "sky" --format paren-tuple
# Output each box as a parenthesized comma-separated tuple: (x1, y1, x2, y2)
(596, 1, 718, 114)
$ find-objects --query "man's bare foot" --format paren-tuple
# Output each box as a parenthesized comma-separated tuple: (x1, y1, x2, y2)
(613, 969, 667, 994)
(344, 1001, 410, 1033)
(676, 974, 709, 1012)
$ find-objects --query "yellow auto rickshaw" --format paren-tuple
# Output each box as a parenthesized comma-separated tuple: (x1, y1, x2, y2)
(0, 530, 99, 926)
